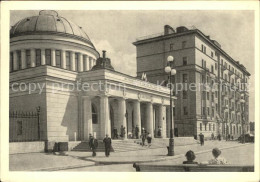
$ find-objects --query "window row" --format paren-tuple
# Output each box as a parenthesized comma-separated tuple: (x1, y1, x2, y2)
(199, 123, 215, 131)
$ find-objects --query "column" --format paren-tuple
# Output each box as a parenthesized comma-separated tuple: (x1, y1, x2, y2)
(159, 105, 167, 138)
(78, 53, 83, 72)
(146, 102, 154, 137)
(21, 49, 26, 69)
(83, 55, 89, 71)
(89, 57, 93, 70)
(93, 59, 96, 66)
(30, 49, 36, 67)
(61, 50, 66, 69)
(133, 100, 141, 131)
(13, 51, 18, 71)
(83, 97, 93, 140)
(41, 48, 46, 65)
(100, 95, 111, 138)
(51, 49, 56, 66)
(118, 98, 127, 139)
(70, 51, 75, 71)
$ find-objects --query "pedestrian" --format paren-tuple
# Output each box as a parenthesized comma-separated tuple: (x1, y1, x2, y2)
(199, 133, 204, 146)
(157, 126, 162, 138)
(211, 133, 214, 140)
(208, 148, 228, 165)
(89, 134, 98, 157)
(141, 130, 146, 146)
(183, 150, 198, 164)
(135, 125, 139, 139)
(113, 127, 118, 139)
(147, 132, 152, 147)
(103, 134, 112, 157)
(120, 125, 126, 138)
(218, 134, 221, 141)
(228, 134, 231, 141)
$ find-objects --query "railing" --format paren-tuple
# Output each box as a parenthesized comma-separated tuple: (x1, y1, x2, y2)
(136, 32, 164, 42)
(9, 107, 41, 142)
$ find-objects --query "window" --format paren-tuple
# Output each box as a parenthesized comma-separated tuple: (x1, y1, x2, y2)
(10, 52, 13, 72)
(221, 59, 223, 65)
(209, 124, 211, 131)
(183, 57, 187, 65)
(207, 107, 210, 116)
(45, 49, 51, 65)
(66, 52, 70, 70)
(170, 43, 174, 51)
(182, 41, 187, 48)
(200, 123, 202, 131)
(211, 65, 214, 73)
(216, 103, 218, 112)
(183, 107, 188, 115)
(201, 59, 204, 68)
(36, 49, 41, 66)
(212, 108, 214, 116)
(183, 74, 188, 83)
(213, 124, 215, 131)
(202, 107, 206, 115)
(183, 90, 187, 99)
(26, 50, 31, 68)
(205, 123, 207, 131)
(17, 120, 22, 135)
(75, 53, 78, 71)
(92, 104, 98, 124)
(211, 51, 214, 57)
(202, 75, 205, 83)
(211, 93, 214, 101)
(215, 91, 218, 98)
(201, 44, 206, 53)
(17, 50, 21, 69)
(207, 92, 209, 100)
(55, 50, 61, 68)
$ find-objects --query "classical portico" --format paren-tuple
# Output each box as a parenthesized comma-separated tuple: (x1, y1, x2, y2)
(79, 52, 174, 140)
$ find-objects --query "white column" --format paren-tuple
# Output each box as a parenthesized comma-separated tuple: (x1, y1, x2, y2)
(51, 49, 56, 66)
(61, 50, 66, 69)
(84, 55, 89, 71)
(83, 97, 93, 140)
(118, 98, 127, 139)
(70, 51, 75, 71)
(78, 53, 83, 72)
(13, 51, 18, 71)
(21, 49, 26, 69)
(146, 102, 154, 137)
(30, 49, 36, 67)
(133, 100, 141, 130)
(41, 49, 46, 65)
(89, 57, 93, 70)
(159, 105, 167, 138)
(100, 95, 111, 138)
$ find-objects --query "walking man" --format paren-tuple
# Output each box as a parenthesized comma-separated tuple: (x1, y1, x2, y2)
(199, 133, 204, 146)
(135, 125, 139, 139)
(141, 130, 146, 146)
(103, 134, 112, 157)
(89, 134, 98, 157)
(147, 132, 152, 147)
(211, 133, 214, 140)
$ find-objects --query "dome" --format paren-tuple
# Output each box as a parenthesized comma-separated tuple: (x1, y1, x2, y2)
(10, 10, 93, 45)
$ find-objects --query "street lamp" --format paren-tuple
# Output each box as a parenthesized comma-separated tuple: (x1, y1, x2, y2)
(224, 105, 228, 141)
(165, 55, 176, 156)
(240, 97, 245, 144)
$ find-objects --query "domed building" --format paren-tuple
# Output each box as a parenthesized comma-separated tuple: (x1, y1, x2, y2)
(9, 10, 173, 153)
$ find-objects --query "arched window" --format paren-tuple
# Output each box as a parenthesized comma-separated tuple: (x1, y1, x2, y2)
(92, 104, 98, 124)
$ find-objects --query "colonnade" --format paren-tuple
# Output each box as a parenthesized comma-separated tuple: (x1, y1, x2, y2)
(10, 49, 96, 72)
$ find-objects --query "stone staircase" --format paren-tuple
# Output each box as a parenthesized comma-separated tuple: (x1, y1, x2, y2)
(71, 139, 168, 152)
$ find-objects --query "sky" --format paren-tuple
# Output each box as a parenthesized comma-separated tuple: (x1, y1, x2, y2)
(10, 10, 255, 122)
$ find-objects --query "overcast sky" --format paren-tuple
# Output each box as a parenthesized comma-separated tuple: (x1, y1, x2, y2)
(10, 10, 255, 122)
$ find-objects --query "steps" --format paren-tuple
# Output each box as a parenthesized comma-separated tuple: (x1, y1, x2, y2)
(71, 141, 114, 152)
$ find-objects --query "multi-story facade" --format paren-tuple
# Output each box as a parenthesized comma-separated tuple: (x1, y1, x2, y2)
(133, 25, 250, 139)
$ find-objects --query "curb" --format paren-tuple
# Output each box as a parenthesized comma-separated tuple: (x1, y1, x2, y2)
(29, 142, 251, 171)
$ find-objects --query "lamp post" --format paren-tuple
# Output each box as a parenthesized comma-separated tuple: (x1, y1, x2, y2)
(240, 96, 245, 144)
(224, 105, 228, 141)
(164, 55, 176, 156)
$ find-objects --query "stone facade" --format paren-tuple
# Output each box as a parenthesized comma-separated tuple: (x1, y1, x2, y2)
(133, 25, 250, 139)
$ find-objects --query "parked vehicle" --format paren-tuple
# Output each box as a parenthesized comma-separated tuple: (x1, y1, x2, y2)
(238, 134, 254, 143)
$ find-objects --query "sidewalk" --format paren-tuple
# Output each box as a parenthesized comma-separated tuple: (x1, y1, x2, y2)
(10, 140, 250, 171)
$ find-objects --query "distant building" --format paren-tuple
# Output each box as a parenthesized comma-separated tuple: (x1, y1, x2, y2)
(133, 25, 250, 139)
